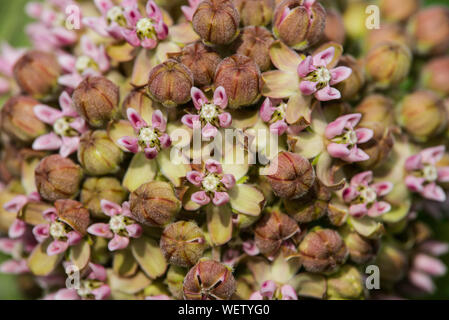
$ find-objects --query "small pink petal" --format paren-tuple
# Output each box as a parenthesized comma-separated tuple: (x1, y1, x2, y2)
(355, 128, 374, 144)
(342, 186, 358, 203)
(32, 224, 50, 243)
(126, 224, 143, 238)
(186, 171, 204, 187)
(34, 104, 62, 124)
(127, 108, 148, 131)
(0, 259, 29, 274)
(43, 208, 57, 222)
(212, 191, 230, 206)
(270, 120, 288, 136)
(155, 20, 169, 40)
(152, 110, 166, 132)
(405, 154, 423, 172)
(281, 285, 298, 300)
(409, 271, 435, 293)
(59, 91, 77, 117)
(146, 0, 163, 20)
(315, 86, 341, 101)
(144, 147, 158, 159)
(60, 136, 80, 158)
(159, 133, 172, 149)
(313, 47, 335, 67)
(367, 201, 391, 217)
(141, 38, 158, 49)
(260, 280, 276, 299)
(3, 195, 28, 212)
(420, 146, 445, 165)
(66, 231, 82, 246)
(213, 86, 228, 109)
(350, 171, 373, 187)
(54, 288, 80, 300)
(58, 73, 83, 89)
(87, 223, 113, 238)
(94, 0, 114, 15)
(87, 262, 107, 281)
(100, 199, 122, 216)
(8, 219, 26, 239)
(330, 66, 352, 85)
(342, 147, 370, 163)
(0, 238, 18, 254)
(91, 285, 111, 300)
(405, 175, 425, 193)
(420, 241, 449, 256)
(191, 191, 211, 206)
(218, 112, 232, 128)
(299, 80, 318, 95)
(414, 254, 446, 276)
(221, 174, 236, 189)
(437, 167, 449, 183)
(327, 143, 350, 158)
(372, 181, 394, 197)
(349, 203, 368, 217)
(121, 29, 140, 47)
(205, 159, 223, 174)
(191, 87, 208, 110)
(249, 291, 264, 300)
(325, 113, 362, 139)
(422, 183, 446, 202)
(297, 55, 315, 78)
(202, 123, 218, 138)
(260, 98, 275, 122)
(181, 114, 201, 129)
(33, 133, 63, 151)
(117, 136, 139, 154)
(47, 240, 69, 256)
(108, 234, 130, 251)
(124, 6, 142, 26)
(242, 240, 260, 256)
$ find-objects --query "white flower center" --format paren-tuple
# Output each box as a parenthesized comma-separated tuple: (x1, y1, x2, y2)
(271, 103, 287, 122)
(423, 165, 438, 182)
(136, 18, 156, 39)
(107, 6, 126, 26)
(75, 55, 97, 74)
(342, 129, 358, 145)
(202, 174, 220, 192)
(50, 221, 67, 239)
(315, 67, 332, 84)
(200, 104, 219, 123)
(109, 215, 126, 234)
(139, 127, 158, 145)
(53, 117, 72, 136)
(360, 187, 377, 204)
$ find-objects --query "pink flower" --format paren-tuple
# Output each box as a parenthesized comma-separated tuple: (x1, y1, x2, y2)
(120, 0, 168, 49)
(342, 171, 393, 218)
(242, 239, 260, 256)
(3, 192, 41, 239)
(405, 146, 449, 202)
(181, 0, 202, 22)
(87, 200, 142, 251)
(297, 47, 351, 101)
(250, 281, 298, 300)
(58, 35, 110, 89)
(32, 91, 88, 157)
(325, 113, 373, 163)
(182, 86, 232, 138)
(32, 207, 82, 256)
(187, 159, 236, 207)
(259, 98, 304, 135)
(0, 42, 25, 78)
(117, 108, 171, 159)
(0, 259, 29, 275)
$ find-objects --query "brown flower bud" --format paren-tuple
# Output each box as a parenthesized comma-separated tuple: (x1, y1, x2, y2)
(335, 55, 365, 101)
(408, 6, 449, 55)
(421, 56, 449, 96)
(375, 242, 408, 283)
(54, 199, 90, 236)
(1, 96, 47, 144)
(172, 42, 221, 87)
(234, 0, 274, 27)
(365, 42, 412, 88)
(147, 59, 194, 108)
(379, 0, 419, 22)
(254, 209, 300, 258)
(326, 265, 364, 300)
(129, 181, 181, 227)
(341, 228, 378, 264)
(355, 94, 395, 127)
(78, 130, 124, 176)
(284, 181, 331, 223)
(80, 177, 128, 218)
(160, 221, 207, 267)
(233, 26, 275, 72)
(397, 90, 447, 142)
(13, 50, 61, 99)
(273, 0, 326, 50)
(183, 259, 236, 300)
(192, 0, 240, 46)
(72, 76, 120, 128)
(266, 152, 315, 200)
(214, 54, 262, 108)
(35, 155, 83, 202)
(366, 23, 411, 51)
(121, 88, 156, 119)
(323, 9, 345, 44)
(298, 228, 348, 273)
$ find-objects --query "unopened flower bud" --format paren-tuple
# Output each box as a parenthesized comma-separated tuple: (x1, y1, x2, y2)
(234, 0, 274, 27)
(375, 242, 408, 283)
(35, 155, 83, 202)
(365, 42, 412, 88)
(266, 152, 315, 200)
(397, 90, 447, 142)
(54, 199, 90, 236)
(171, 42, 221, 87)
(254, 209, 300, 258)
(335, 55, 365, 101)
(1, 96, 47, 144)
(343, 1, 368, 39)
(326, 265, 364, 300)
(80, 177, 128, 218)
(147, 59, 194, 108)
(379, 0, 419, 22)
(78, 130, 124, 176)
(121, 88, 159, 119)
(273, 0, 326, 50)
(129, 181, 181, 227)
(342, 229, 378, 264)
(284, 181, 331, 223)
(323, 9, 345, 44)
(233, 26, 275, 72)
(13, 50, 61, 99)
(298, 228, 348, 273)
(366, 24, 411, 52)
(192, 0, 240, 46)
(183, 259, 236, 300)
(357, 121, 394, 169)
(214, 54, 262, 108)
(421, 56, 449, 96)
(160, 221, 206, 267)
(72, 76, 120, 128)
(408, 6, 449, 55)
(355, 95, 395, 127)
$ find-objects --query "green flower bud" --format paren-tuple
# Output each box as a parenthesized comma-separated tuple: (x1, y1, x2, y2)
(80, 177, 128, 218)
(421, 56, 449, 97)
(1, 96, 47, 144)
(366, 23, 411, 52)
(72, 76, 120, 128)
(374, 242, 408, 283)
(160, 221, 207, 267)
(78, 130, 124, 176)
(379, 0, 419, 22)
(13, 51, 61, 100)
(183, 259, 236, 300)
(234, 0, 274, 27)
(341, 228, 378, 264)
(355, 94, 395, 127)
(343, 1, 368, 40)
(192, 0, 240, 46)
(35, 155, 83, 202)
(147, 59, 194, 108)
(335, 55, 365, 101)
(326, 265, 364, 300)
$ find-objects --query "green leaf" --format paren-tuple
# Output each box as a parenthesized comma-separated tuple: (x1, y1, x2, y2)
(130, 236, 167, 279)
(113, 248, 138, 278)
(27, 239, 64, 276)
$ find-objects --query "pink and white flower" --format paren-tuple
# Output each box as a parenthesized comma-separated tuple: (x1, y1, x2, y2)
(32, 91, 88, 157)
(182, 86, 232, 138)
(0, 42, 25, 94)
(297, 47, 352, 101)
(405, 146, 449, 202)
(0, 238, 32, 275)
(325, 113, 373, 163)
(181, 0, 202, 22)
(3, 192, 41, 239)
(187, 159, 236, 207)
(343, 171, 393, 218)
(259, 98, 304, 135)
(87, 200, 142, 251)
(120, 0, 168, 49)
(32, 207, 83, 256)
(249, 280, 298, 300)
(117, 108, 171, 159)
(58, 35, 110, 89)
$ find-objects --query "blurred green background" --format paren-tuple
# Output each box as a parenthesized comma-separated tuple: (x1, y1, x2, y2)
(0, 0, 449, 299)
